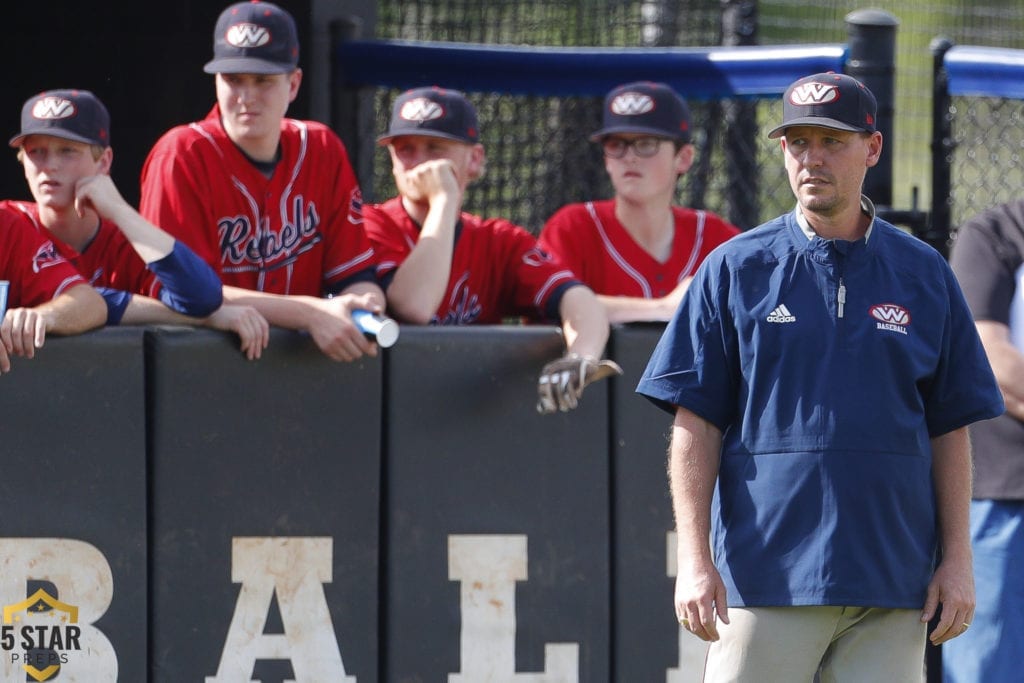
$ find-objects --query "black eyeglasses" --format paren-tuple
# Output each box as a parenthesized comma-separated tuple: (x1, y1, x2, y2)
(601, 136, 666, 159)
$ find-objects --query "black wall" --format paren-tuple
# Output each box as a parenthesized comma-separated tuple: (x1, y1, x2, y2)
(1, 324, 699, 682)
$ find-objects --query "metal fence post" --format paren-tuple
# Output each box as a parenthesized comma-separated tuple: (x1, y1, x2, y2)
(844, 9, 899, 210)
(721, 0, 760, 230)
(929, 37, 955, 258)
(328, 0, 378, 201)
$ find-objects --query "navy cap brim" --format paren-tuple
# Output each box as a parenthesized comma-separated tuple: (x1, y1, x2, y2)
(203, 57, 296, 75)
(8, 129, 106, 149)
(377, 129, 476, 145)
(589, 125, 688, 142)
(767, 117, 867, 139)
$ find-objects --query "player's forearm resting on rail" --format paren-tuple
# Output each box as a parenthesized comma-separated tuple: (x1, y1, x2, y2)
(558, 285, 610, 359)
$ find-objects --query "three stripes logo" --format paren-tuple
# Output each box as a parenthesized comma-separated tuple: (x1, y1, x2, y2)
(399, 98, 444, 122)
(789, 83, 840, 106)
(611, 92, 655, 116)
(226, 23, 271, 48)
(766, 304, 796, 323)
(31, 98, 76, 121)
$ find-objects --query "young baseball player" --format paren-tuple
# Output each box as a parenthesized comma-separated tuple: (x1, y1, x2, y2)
(139, 0, 385, 363)
(363, 86, 620, 414)
(539, 81, 740, 323)
(0, 205, 106, 373)
(6, 88, 269, 360)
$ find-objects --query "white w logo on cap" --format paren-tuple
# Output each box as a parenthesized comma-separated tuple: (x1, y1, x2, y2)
(32, 97, 76, 120)
(611, 92, 654, 116)
(400, 98, 444, 122)
(226, 23, 271, 48)
(790, 83, 840, 106)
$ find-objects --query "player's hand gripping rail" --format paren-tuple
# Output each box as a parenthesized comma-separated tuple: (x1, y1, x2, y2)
(536, 353, 623, 414)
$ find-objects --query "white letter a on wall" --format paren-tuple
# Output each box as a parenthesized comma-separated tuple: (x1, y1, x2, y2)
(206, 537, 355, 683)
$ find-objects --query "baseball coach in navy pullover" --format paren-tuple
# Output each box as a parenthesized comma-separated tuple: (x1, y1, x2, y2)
(637, 72, 1004, 682)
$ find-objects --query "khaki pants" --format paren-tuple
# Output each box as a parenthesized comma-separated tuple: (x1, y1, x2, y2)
(703, 606, 926, 683)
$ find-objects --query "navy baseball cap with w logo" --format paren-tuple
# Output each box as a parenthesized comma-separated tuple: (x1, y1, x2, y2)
(377, 87, 480, 145)
(9, 89, 111, 148)
(204, 1, 299, 75)
(768, 72, 877, 139)
(590, 81, 692, 143)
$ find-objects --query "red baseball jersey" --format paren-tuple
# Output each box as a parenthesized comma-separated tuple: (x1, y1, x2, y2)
(138, 105, 375, 296)
(0, 206, 88, 308)
(363, 198, 579, 324)
(2, 201, 160, 298)
(539, 199, 740, 298)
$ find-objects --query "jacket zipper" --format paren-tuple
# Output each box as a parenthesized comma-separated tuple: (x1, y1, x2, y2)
(831, 241, 847, 319)
(838, 277, 846, 319)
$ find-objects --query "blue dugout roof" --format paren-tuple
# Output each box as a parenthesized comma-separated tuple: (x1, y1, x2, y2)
(336, 40, 848, 99)
(945, 46, 1024, 100)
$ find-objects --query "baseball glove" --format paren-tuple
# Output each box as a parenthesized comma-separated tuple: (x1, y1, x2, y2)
(536, 353, 623, 414)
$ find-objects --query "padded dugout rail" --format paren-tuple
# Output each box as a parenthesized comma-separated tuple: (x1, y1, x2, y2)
(0, 327, 148, 682)
(4, 323, 737, 682)
(146, 327, 382, 682)
(382, 326, 612, 681)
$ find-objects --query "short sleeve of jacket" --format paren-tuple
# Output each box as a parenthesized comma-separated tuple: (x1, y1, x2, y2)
(635, 251, 738, 429)
(921, 256, 1005, 436)
(949, 201, 1024, 325)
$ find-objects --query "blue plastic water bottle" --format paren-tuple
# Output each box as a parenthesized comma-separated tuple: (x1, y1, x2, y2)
(352, 310, 400, 348)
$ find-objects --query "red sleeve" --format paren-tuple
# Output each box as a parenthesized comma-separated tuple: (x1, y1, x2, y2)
(362, 201, 414, 287)
(90, 223, 162, 298)
(538, 204, 589, 280)
(0, 210, 88, 308)
(139, 128, 222, 277)
(314, 130, 377, 291)
(698, 211, 742, 261)
(496, 219, 578, 319)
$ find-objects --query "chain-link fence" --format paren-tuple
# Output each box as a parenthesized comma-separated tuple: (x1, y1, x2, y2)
(358, 0, 1023, 233)
(950, 97, 1024, 228)
(762, 1, 1024, 234)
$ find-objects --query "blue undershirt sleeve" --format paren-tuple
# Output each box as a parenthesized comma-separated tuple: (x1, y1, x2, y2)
(96, 288, 131, 326)
(148, 241, 223, 317)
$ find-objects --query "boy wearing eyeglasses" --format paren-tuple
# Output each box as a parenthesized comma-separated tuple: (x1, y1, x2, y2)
(540, 81, 739, 323)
